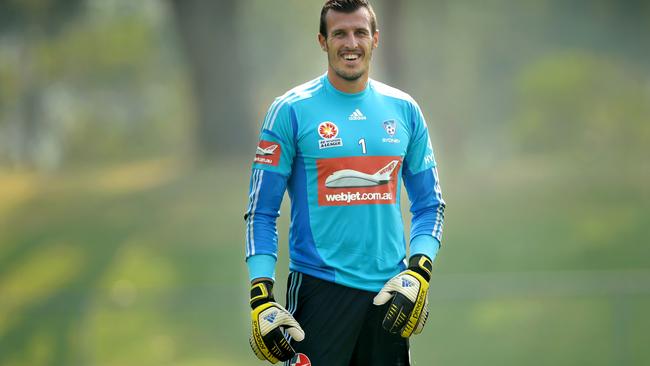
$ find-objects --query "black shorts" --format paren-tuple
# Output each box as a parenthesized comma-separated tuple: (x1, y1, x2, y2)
(283, 272, 410, 366)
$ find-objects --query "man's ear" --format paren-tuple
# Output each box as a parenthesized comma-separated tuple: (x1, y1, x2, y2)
(318, 33, 328, 52)
(373, 29, 379, 49)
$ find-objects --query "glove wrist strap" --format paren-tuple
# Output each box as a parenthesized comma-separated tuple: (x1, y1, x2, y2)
(408, 254, 432, 282)
(250, 279, 274, 309)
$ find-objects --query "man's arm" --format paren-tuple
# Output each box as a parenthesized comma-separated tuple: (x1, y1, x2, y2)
(402, 101, 445, 259)
(244, 99, 304, 363)
(244, 99, 297, 281)
(402, 165, 445, 259)
(374, 101, 445, 337)
(245, 169, 289, 281)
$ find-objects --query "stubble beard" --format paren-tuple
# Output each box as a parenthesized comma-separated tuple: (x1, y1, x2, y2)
(329, 49, 372, 82)
(335, 68, 365, 81)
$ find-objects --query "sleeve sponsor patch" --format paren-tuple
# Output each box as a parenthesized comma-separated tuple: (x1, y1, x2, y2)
(316, 156, 401, 206)
(254, 140, 281, 166)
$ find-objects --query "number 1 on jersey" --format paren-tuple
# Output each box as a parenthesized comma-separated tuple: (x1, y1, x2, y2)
(358, 138, 367, 154)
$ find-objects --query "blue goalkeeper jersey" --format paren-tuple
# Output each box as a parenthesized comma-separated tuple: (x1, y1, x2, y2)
(245, 74, 445, 292)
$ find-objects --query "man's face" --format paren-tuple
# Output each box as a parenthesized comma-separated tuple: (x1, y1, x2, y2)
(318, 7, 379, 82)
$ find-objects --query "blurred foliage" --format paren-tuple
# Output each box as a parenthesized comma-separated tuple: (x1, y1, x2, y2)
(0, 158, 648, 365)
(0, 0, 83, 34)
(0, 1, 190, 169)
(1, 0, 648, 168)
(513, 52, 650, 159)
(0, 0, 649, 365)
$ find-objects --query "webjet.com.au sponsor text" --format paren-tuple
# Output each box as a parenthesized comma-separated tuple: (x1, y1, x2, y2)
(324, 192, 392, 203)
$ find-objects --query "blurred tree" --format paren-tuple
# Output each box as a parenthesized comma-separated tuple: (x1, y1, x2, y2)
(379, 0, 404, 87)
(0, 0, 83, 33)
(170, 0, 252, 159)
(0, 0, 83, 169)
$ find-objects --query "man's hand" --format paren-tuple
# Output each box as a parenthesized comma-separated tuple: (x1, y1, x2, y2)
(373, 255, 433, 337)
(249, 279, 304, 364)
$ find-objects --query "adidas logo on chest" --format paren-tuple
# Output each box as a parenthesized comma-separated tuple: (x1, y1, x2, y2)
(348, 109, 367, 121)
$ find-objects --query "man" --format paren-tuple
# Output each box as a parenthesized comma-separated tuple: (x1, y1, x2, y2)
(245, 1, 445, 365)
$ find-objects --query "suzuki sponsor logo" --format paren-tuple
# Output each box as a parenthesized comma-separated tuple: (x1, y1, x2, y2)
(317, 121, 343, 149)
(348, 108, 366, 120)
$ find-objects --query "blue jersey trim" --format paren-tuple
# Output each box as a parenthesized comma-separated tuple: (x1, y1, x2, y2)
(261, 128, 286, 144)
(245, 169, 287, 257)
(287, 155, 335, 282)
(289, 107, 298, 141)
(403, 168, 446, 243)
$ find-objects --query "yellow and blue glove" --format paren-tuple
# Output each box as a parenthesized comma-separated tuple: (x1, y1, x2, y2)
(373, 254, 432, 337)
(249, 279, 304, 364)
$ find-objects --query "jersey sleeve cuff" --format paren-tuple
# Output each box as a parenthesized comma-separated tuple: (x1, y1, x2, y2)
(410, 234, 440, 262)
(246, 254, 277, 282)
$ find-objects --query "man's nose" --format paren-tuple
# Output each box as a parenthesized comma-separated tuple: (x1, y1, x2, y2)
(343, 33, 359, 48)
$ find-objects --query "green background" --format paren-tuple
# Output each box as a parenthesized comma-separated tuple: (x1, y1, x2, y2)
(1, 1, 649, 365)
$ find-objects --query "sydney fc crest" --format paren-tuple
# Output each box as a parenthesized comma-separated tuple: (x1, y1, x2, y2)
(382, 120, 400, 144)
(383, 120, 396, 136)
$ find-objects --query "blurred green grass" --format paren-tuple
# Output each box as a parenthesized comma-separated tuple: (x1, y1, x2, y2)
(0, 157, 648, 365)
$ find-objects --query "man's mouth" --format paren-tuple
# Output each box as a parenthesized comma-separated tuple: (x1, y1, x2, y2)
(341, 53, 361, 62)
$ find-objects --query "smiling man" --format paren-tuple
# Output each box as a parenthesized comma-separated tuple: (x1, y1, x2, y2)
(318, 2, 378, 91)
(245, 1, 446, 365)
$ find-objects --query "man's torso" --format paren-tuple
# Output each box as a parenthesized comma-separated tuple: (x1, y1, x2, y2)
(253, 74, 433, 291)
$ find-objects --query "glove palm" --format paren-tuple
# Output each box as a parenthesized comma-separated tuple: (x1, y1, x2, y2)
(374, 255, 432, 337)
(249, 280, 304, 364)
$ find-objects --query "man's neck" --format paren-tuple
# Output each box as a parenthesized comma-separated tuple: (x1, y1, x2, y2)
(327, 70, 369, 94)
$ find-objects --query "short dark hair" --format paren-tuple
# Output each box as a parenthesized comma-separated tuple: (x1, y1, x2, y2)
(319, 0, 377, 37)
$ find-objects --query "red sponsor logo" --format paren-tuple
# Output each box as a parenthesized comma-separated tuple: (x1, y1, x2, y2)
(290, 353, 311, 366)
(317, 156, 401, 206)
(254, 140, 281, 166)
(318, 122, 338, 139)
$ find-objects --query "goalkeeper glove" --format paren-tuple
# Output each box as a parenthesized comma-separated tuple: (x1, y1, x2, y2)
(373, 254, 433, 337)
(249, 279, 304, 364)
